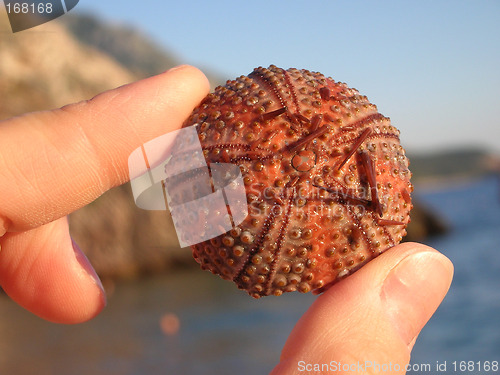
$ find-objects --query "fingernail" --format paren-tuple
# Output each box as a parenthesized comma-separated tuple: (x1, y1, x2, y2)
(72, 239, 107, 305)
(165, 64, 190, 74)
(382, 251, 453, 348)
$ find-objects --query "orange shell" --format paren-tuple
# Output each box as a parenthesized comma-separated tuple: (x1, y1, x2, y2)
(180, 65, 412, 297)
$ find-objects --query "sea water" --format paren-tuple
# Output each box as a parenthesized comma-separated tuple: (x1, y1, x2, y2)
(410, 175, 500, 373)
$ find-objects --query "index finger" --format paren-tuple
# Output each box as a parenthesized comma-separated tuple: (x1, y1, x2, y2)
(0, 65, 210, 232)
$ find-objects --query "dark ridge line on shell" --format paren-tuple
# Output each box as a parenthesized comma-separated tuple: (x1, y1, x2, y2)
(345, 204, 374, 263)
(264, 189, 295, 296)
(335, 113, 386, 135)
(258, 106, 288, 122)
(374, 211, 398, 247)
(316, 174, 384, 214)
(321, 173, 352, 198)
(229, 152, 276, 163)
(342, 112, 386, 129)
(316, 113, 394, 151)
(201, 143, 251, 151)
(292, 113, 311, 127)
(281, 68, 301, 114)
(161, 165, 209, 193)
(329, 131, 401, 152)
(287, 123, 331, 153)
(201, 142, 277, 157)
(312, 184, 372, 207)
(247, 129, 283, 154)
(232, 200, 281, 287)
(248, 69, 300, 132)
(336, 128, 373, 171)
(365, 132, 400, 143)
(248, 69, 287, 109)
(201, 143, 274, 162)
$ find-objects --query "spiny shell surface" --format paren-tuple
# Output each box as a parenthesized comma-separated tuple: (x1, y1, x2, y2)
(181, 65, 412, 298)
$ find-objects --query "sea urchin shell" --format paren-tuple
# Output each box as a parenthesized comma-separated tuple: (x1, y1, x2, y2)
(181, 65, 412, 298)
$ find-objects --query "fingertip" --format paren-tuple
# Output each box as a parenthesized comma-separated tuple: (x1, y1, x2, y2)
(274, 243, 453, 374)
(164, 64, 211, 92)
(0, 219, 107, 324)
(381, 247, 453, 348)
(38, 236, 107, 324)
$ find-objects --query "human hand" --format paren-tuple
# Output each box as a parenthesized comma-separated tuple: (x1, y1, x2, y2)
(0, 65, 210, 324)
(271, 242, 453, 374)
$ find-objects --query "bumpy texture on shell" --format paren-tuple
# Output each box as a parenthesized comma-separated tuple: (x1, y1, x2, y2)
(181, 65, 412, 298)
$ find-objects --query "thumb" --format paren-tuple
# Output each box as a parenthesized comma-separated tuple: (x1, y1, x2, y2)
(271, 242, 453, 374)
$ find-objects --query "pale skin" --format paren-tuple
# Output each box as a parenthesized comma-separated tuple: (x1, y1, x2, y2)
(0, 65, 453, 374)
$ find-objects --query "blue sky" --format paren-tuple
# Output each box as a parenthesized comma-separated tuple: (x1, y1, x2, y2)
(66, 1, 500, 153)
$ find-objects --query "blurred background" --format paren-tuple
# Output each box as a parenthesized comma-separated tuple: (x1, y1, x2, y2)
(0, 1, 499, 374)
